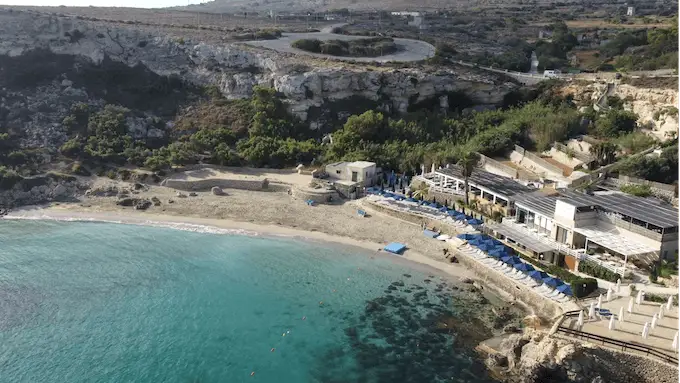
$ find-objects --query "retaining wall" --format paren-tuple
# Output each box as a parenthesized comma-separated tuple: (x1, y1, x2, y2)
(606, 176, 676, 200)
(291, 186, 339, 204)
(161, 178, 287, 192)
(454, 248, 563, 320)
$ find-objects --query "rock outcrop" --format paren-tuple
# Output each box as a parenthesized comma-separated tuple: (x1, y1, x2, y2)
(0, 9, 516, 145)
(490, 330, 679, 383)
(0, 174, 86, 207)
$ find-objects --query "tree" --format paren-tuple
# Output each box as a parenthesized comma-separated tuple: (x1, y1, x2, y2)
(594, 109, 638, 138)
(457, 151, 481, 206)
(589, 141, 618, 166)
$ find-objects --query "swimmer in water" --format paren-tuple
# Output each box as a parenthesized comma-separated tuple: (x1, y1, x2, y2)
(271, 348, 275, 352)
(302, 316, 306, 320)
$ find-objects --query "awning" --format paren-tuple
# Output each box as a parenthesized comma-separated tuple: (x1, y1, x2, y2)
(573, 226, 657, 257)
(486, 223, 556, 254)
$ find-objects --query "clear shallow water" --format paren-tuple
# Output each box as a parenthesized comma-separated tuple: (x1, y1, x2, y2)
(0, 220, 497, 383)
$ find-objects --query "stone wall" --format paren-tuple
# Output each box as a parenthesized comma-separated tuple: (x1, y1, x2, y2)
(160, 178, 286, 192)
(291, 186, 339, 204)
(606, 176, 676, 201)
(454, 247, 563, 320)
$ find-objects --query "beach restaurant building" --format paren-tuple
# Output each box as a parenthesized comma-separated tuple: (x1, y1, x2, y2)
(418, 165, 534, 215)
(487, 190, 678, 273)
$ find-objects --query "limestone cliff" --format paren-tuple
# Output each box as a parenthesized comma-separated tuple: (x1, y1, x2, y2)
(0, 9, 515, 147)
(560, 80, 679, 140)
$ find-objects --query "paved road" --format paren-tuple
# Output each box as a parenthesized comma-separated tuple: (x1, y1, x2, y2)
(244, 25, 435, 63)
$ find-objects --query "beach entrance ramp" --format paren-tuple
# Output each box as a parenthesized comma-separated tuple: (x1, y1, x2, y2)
(384, 242, 407, 255)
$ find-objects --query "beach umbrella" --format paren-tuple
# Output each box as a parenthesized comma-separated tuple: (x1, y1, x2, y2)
(428, 202, 438, 208)
(588, 302, 596, 319)
(597, 294, 603, 310)
(454, 213, 467, 220)
(492, 244, 510, 253)
(627, 297, 634, 313)
(667, 296, 673, 311)
(635, 290, 643, 305)
(556, 284, 572, 296)
(606, 286, 613, 302)
(528, 270, 549, 282)
(514, 262, 535, 272)
(651, 313, 658, 330)
(615, 278, 621, 293)
(502, 256, 523, 265)
(406, 197, 417, 202)
(659, 304, 664, 319)
(488, 249, 509, 259)
(457, 233, 479, 240)
(642, 322, 649, 339)
(577, 310, 584, 327)
(673, 332, 679, 351)
(468, 239, 484, 247)
(439, 206, 448, 212)
(543, 277, 564, 288)
(478, 243, 494, 252)
(619, 307, 624, 323)
(447, 210, 457, 216)
(482, 239, 499, 247)
(467, 218, 483, 226)
(608, 315, 615, 331)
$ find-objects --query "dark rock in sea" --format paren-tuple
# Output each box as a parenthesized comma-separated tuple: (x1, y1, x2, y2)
(392, 281, 405, 287)
(423, 279, 432, 283)
(402, 274, 411, 278)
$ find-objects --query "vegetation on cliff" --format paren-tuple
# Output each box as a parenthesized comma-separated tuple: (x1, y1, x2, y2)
(291, 37, 398, 57)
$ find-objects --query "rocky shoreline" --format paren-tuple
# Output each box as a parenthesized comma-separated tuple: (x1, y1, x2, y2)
(481, 330, 678, 383)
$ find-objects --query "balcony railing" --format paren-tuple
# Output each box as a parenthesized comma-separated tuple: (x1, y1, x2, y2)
(597, 212, 663, 241)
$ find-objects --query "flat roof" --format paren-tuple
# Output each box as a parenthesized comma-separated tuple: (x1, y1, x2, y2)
(515, 194, 558, 218)
(435, 166, 532, 198)
(348, 161, 376, 168)
(486, 223, 556, 253)
(573, 226, 657, 257)
(557, 190, 678, 229)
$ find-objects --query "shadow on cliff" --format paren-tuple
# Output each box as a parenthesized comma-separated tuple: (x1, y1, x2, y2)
(0, 48, 202, 117)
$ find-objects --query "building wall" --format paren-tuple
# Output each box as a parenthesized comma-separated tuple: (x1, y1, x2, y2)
(346, 164, 376, 186)
(161, 178, 285, 192)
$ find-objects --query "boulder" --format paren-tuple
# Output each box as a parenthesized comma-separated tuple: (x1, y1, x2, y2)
(116, 197, 139, 207)
(168, 199, 175, 204)
(211, 186, 225, 196)
(134, 200, 152, 210)
(151, 196, 161, 206)
(176, 192, 187, 198)
(188, 192, 198, 197)
(52, 184, 67, 197)
(487, 353, 509, 369)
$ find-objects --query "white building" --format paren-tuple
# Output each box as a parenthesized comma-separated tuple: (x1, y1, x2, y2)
(325, 161, 378, 187)
(504, 190, 679, 267)
(627, 6, 635, 16)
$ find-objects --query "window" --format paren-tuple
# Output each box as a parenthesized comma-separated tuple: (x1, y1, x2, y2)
(336, 170, 341, 174)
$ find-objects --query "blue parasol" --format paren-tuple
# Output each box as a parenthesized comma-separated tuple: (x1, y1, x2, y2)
(528, 270, 549, 281)
(556, 284, 573, 296)
(542, 277, 564, 288)
(514, 262, 535, 272)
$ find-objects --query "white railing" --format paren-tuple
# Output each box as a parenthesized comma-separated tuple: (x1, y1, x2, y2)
(576, 253, 624, 276)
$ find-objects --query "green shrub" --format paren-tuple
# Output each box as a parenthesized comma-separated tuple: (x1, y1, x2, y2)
(571, 278, 598, 298)
(578, 260, 622, 282)
(0, 166, 23, 190)
(517, 253, 579, 283)
(645, 292, 678, 305)
(70, 163, 91, 176)
(291, 39, 322, 53)
(620, 184, 652, 197)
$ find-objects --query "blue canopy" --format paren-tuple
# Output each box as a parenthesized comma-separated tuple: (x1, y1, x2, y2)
(483, 239, 499, 247)
(468, 239, 484, 247)
(428, 203, 438, 208)
(394, 195, 404, 201)
(528, 270, 549, 281)
(384, 242, 406, 255)
(384, 193, 395, 198)
(454, 213, 467, 220)
(488, 248, 510, 258)
(478, 243, 494, 252)
(406, 197, 417, 202)
(457, 233, 480, 240)
(439, 207, 448, 212)
(514, 262, 535, 272)
(556, 284, 573, 296)
(542, 277, 564, 288)
(467, 218, 483, 226)
(423, 229, 439, 238)
(447, 210, 457, 216)
(492, 245, 511, 253)
(501, 256, 523, 265)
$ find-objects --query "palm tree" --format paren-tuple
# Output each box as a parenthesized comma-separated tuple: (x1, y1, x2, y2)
(457, 151, 481, 207)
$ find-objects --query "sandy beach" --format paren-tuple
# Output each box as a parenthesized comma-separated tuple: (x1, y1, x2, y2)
(4, 177, 485, 287)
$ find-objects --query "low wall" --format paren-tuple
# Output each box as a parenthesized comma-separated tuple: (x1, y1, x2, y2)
(478, 153, 518, 179)
(607, 176, 676, 200)
(513, 145, 565, 177)
(291, 186, 339, 204)
(549, 147, 584, 170)
(364, 200, 461, 236)
(454, 247, 563, 320)
(161, 178, 287, 192)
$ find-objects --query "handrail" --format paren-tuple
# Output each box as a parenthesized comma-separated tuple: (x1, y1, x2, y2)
(558, 311, 678, 365)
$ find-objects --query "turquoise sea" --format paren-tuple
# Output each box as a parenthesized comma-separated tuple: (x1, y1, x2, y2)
(0, 219, 498, 383)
